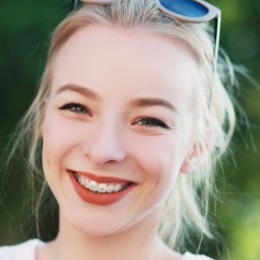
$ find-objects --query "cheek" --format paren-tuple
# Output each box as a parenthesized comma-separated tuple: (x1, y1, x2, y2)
(41, 114, 85, 174)
(127, 134, 185, 187)
(125, 133, 188, 212)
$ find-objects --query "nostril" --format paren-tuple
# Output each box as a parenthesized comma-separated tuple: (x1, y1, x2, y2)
(81, 142, 126, 165)
(80, 124, 127, 165)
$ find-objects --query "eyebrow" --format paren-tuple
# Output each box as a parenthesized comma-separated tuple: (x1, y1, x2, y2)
(55, 84, 101, 102)
(56, 84, 177, 113)
(130, 98, 178, 113)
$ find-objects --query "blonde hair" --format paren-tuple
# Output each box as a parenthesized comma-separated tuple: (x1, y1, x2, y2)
(6, 0, 237, 251)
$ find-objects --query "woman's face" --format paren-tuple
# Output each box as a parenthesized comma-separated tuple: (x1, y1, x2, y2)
(42, 25, 199, 236)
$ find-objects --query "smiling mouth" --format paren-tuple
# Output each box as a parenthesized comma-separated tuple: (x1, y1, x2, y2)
(69, 171, 136, 205)
(72, 172, 133, 194)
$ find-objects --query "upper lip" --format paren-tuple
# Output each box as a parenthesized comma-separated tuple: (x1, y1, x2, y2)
(68, 170, 136, 184)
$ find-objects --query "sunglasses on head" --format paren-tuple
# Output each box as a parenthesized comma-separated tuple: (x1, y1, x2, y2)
(70, 0, 221, 69)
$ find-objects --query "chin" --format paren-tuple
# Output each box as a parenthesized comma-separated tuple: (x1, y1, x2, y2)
(68, 213, 127, 237)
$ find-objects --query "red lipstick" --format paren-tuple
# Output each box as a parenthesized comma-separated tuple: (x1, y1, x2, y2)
(68, 171, 136, 206)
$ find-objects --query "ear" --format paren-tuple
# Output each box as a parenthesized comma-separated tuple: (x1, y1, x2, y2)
(180, 127, 213, 174)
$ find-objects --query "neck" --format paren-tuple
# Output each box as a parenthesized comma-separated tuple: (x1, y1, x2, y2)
(42, 210, 175, 260)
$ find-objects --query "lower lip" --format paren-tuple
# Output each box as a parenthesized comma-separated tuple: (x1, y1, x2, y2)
(68, 172, 136, 206)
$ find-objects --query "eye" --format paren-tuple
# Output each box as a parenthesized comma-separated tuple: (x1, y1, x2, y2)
(59, 102, 90, 115)
(135, 117, 169, 129)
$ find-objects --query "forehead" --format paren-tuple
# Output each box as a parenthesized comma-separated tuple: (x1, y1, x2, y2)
(51, 25, 199, 109)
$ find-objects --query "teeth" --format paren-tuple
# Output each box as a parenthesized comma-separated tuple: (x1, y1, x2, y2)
(89, 180, 98, 192)
(76, 174, 126, 194)
(98, 183, 107, 193)
(78, 177, 85, 186)
(113, 184, 122, 192)
(107, 185, 114, 193)
(79, 178, 89, 189)
(84, 179, 90, 189)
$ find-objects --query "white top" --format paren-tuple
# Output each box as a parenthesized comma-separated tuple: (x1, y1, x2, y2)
(0, 240, 43, 260)
(0, 239, 213, 259)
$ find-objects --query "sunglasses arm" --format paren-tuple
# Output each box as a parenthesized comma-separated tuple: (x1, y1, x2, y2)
(71, 0, 79, 12)
(213, 14, 221, 72)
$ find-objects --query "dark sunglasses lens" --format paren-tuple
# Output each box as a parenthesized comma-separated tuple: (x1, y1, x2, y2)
(159, 0, 209, 18)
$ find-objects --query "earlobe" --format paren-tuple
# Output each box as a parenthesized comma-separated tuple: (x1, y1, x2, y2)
(180, 127, 214, 174)
(180, 155, 198, 174)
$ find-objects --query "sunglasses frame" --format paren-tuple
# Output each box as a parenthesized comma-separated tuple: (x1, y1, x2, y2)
(156, 0, 220, 23)
(156, 0, 221, 71)
(70, 0, 221, 71)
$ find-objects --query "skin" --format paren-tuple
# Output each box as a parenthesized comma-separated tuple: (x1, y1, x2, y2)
(38, 25, 200, 260)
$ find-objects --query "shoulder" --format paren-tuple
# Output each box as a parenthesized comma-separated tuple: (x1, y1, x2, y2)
(182, 252, 214, 260)
(0, 239, 44, 260)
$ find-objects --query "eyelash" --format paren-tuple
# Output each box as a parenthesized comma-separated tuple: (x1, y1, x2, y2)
(135, 117, 169, 129)
(59, 102, 90, 115)
(58, 104, 169, 129)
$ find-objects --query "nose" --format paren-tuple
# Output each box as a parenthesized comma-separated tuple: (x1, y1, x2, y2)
(81, 120, 127, 166)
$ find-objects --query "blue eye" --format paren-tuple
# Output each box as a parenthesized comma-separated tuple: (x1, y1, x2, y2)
(59, 102, 89, 114)
(137, 117, 169, 129)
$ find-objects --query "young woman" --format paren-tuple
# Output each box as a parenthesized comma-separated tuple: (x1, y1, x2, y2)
(0, 0, 237, 259)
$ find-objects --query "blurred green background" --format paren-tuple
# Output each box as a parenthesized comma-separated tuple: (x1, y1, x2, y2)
(0, 0, 259, 259)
